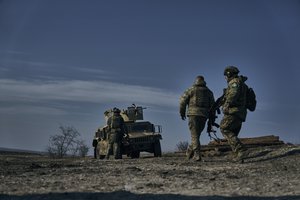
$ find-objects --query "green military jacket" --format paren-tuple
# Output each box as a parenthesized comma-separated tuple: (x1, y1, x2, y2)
(223, 75, 248, 121)
(179, 81, 215, 118)
(107, 114, 126, 134)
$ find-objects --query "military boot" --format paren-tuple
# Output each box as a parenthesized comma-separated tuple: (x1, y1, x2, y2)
(192, 154, 202, 161)
(186, 145, 194, 160)
(106, 146, 113, 160)
(192, 148, 202, 162)
(232, 150, 249, 163)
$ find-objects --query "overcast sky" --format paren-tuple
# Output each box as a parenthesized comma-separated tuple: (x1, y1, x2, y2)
(0, 0, 299, 153)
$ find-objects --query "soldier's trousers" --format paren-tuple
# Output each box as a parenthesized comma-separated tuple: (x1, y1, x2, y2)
(106, 132, 122, 159)
(220, 114, 244, 154)
(107, 142, 121, 159)
(188, 116, 207, 156)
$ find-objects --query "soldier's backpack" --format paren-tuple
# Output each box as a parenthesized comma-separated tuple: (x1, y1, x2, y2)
(246, 87, 256, 112)
(110, 115, 122, 129)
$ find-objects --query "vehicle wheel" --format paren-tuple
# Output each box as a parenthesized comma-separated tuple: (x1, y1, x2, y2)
(130, 151, 140, 159)
(153, 140, 162, 157)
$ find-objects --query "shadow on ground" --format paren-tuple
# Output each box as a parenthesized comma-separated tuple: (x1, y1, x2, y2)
(0, 191, 299, 200)
(245, 146, 300, 163)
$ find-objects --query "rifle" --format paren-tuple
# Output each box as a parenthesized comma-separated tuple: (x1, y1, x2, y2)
(206, 92, 226, 142)
(206, 112, 221, 142)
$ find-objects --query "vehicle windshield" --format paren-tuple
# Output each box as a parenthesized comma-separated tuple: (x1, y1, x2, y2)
(127, 123, 153, 133)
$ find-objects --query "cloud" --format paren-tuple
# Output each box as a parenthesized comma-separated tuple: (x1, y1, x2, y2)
(6, 60, 61, 68)
(0, 59, 113, 80)
(0, 105, 67, 115)
(0, 79, 180, 109)
(72, 67, 108, 75)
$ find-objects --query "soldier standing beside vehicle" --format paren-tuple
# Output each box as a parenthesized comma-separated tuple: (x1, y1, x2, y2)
(180, 76, 215, 161)
(106, 107, 127, 159)
(219, 66, 250, 162)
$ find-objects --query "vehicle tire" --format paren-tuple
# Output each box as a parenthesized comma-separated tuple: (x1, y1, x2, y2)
(130, 151, 140, 159)
(153, 140, 162, 157)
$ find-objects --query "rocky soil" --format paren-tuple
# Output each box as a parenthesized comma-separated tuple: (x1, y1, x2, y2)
(0, 145, 300, 200)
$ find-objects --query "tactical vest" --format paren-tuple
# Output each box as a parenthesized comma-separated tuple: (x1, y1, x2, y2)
(189, 86, 211, 108)
(109, 115, 123, 132)
(187, 86, 213, 117)
(225, 77, 248, 121)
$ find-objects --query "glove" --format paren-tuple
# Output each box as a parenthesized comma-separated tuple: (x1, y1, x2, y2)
(181, 115, 186, 120)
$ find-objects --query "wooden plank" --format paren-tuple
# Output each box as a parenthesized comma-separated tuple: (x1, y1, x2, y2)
(201, 135, 284, 152)
(175, 135, 285, 154)
(208, 135, 283, 146)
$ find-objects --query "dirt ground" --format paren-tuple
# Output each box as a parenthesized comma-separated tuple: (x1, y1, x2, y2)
(0, 144, 299, 200)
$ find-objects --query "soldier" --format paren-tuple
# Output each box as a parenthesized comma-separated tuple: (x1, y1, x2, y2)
(106, 107, 127, 159)
(220, 66, 249, 163)
(180, 76, 215, 161)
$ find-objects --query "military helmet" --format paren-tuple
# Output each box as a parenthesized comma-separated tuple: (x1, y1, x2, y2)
(224, 66, 240, 77)
(113, 107, 121, 113)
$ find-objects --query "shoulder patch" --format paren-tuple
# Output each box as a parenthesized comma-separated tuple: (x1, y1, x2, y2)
(231, 83, 238, 88)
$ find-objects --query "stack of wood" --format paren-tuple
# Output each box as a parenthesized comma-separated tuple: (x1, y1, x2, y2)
(201, 135, 285, 153)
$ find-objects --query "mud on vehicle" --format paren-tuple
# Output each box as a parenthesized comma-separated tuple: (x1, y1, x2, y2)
(92, 105, 162, 159)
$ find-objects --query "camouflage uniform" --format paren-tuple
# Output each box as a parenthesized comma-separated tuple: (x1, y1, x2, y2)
(180, 76, 215, 161)
(220, 66, 248, 161)
(106, 108, 126, 159)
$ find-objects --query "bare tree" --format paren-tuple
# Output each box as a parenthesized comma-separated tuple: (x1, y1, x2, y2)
(176, 141, 189, 152)
(70, 139, 89, 157)
(77, 140, 89, 157)
(47, 125, 88, 158)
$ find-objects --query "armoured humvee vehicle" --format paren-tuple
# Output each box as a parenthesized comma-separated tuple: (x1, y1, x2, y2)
(92, 105, 162, 159)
